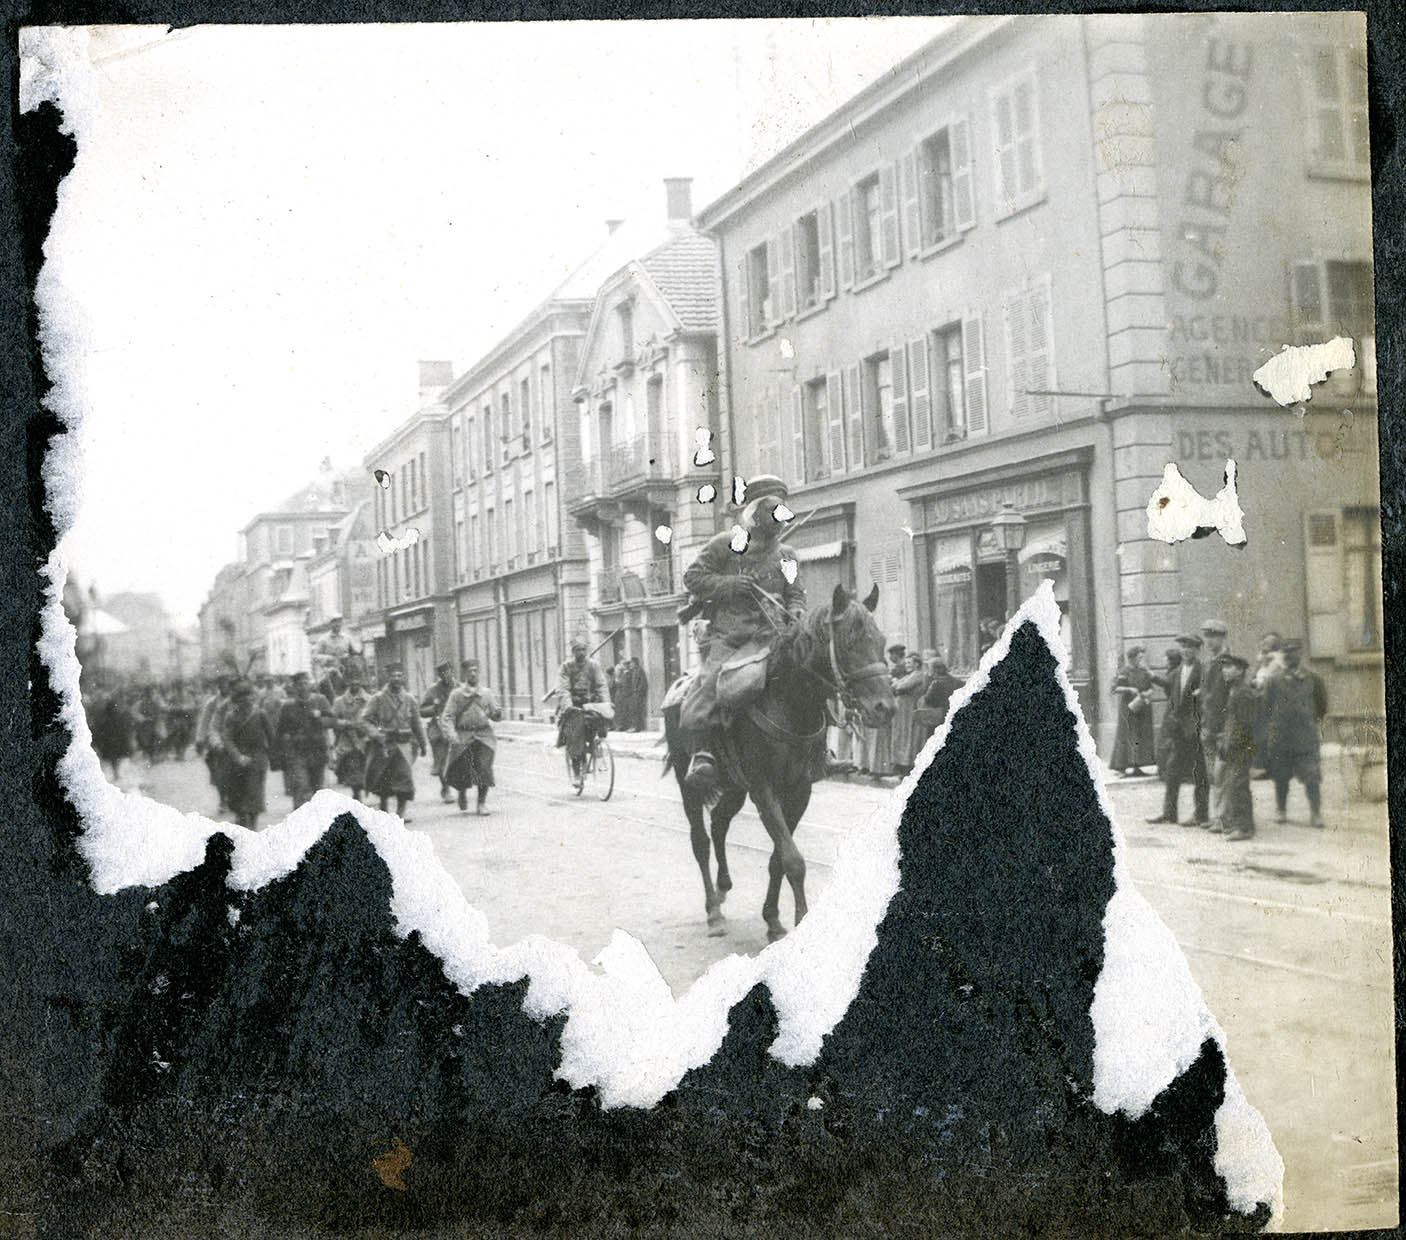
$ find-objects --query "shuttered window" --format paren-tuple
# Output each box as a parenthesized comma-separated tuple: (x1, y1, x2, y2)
(791, 385, 805, 480)
(779, 228, 797, 320)
(963, 314, 989, 436)
(1307, 44, 1369, 177)
(844, 363, 863, 471)
(836, 190, 855, 289)
(992, 71, 1044, 217)
(854, 174, 883, 282)
(908, 337, 932, 450)
(802, 378, 830, 481)
(1003, 277, 1053, 421)
(891, 340, 911, 456)
(825, 371, 845, 475)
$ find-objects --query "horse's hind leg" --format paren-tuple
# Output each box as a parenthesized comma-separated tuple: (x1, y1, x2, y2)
(711, 788, 745, 904)
(683, 785, 726, 934)
(753, 782, 805, 943)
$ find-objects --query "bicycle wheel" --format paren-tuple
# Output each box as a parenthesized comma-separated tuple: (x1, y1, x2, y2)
(589, 736, 615, 801)
(565, 748, 584, 795)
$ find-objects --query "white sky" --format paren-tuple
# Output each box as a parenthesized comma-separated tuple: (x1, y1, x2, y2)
(33, 17, 957, 622)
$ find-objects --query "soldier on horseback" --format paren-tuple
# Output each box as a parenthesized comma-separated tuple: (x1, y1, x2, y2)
(678, 475, 804, 796)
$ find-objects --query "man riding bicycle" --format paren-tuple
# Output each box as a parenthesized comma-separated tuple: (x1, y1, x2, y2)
(553, 638, 612, 779)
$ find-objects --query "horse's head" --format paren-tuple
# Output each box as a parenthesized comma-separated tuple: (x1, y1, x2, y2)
(825, 583, 895, 726)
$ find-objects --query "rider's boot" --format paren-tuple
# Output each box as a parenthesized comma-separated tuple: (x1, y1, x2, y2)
(684, 750, 719, 796)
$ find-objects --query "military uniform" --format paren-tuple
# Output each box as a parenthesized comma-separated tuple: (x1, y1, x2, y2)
(276, 687, 333, 809)
(360, 684, 427, 808)
(440, 680, 503, 811)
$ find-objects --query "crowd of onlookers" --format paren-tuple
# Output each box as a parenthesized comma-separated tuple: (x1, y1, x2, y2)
(830, 644, 968, 779)
(1109, 621, 1329, 841)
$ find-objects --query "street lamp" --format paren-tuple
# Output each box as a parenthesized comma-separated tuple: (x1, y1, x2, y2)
(989, 501, 1028, 620)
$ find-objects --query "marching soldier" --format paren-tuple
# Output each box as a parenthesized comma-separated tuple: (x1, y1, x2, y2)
(440, 659, 503, 814)
(359, 663, 428, 821)
(330, 665, 373, 802)
(275, 670, 334, 809)
(420, 661, 458, 802)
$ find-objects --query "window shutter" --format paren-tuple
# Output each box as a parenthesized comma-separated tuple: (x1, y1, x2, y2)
(1290, 260, 1325, 343)
(891, 341, 911, 455)
(994, 91, 1016, 213)
(780, 226, 796, 320)
(791, 385, 805, 480)
(817, 202, 836, 300)
(837, 191, 855, 289)
(963, 314, 988, 436)
(1005, 289, 1029, 420)
(734, 256, 751, 342)
(1029, 275, 1053, 418)
(900, 149, 920, 258)
(952, 115, 976, 230)
(909, 337, 932, 450)
(826, 371, 845, 475)
(1304, 511, 1346, 656)
(880, 164, 901, 268)
(845, 363, 864, 470)
(765, 238, 782, 327)
(769, 388, 784, 475)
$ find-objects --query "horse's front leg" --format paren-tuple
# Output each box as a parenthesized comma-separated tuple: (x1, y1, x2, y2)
(683, 788, 726, 933)
(751, 781, 805, 942)
(711, 788, 746, 905)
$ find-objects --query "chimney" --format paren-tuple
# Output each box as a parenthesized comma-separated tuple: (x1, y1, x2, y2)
(418, 359, 453, 405)
(664, 177, 693, 225)
(605, 218, 624, 235)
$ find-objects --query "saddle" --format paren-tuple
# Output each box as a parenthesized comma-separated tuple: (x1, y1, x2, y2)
(716, 639, 771, 712)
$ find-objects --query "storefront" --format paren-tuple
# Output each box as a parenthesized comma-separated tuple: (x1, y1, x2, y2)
(384, 606, 437, 697)
(502, 564, 562, 719)
(902, 447, 1096, 723)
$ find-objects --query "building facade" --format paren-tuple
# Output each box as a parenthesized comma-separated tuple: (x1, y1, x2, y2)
(305, 498, 379, 672)
(697, 12, 1377, 743)
(364, 390, 457, 699)
(567, 179, 723, 723)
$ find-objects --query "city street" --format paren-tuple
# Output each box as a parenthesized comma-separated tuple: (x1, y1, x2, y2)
(120, 727, 1394, 1233)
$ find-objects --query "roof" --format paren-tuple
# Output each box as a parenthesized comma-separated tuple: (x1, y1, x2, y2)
(637, 231, 718, 332)
(547, 218, 673, 302)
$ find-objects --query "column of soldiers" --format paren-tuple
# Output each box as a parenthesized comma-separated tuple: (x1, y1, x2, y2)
(1144, 620, 1328, 842)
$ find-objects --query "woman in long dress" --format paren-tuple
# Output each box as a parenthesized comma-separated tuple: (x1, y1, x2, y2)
(890, 652, 928, 775)
(1110, 645, 1156, 776)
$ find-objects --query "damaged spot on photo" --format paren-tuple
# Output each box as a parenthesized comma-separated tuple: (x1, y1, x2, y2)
(15, 12, 1394, 1237)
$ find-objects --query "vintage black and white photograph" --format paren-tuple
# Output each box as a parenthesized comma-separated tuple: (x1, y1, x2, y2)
(15, 12, 1394, 1235)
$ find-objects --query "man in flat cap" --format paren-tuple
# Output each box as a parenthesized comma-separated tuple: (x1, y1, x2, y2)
(1198, 618, 1233, 831)
(1217, 654, 1257, 841)
(1148, 634, 1210, 825)
(1263, 639, 1328, 828)
(677, 475, 804, 794)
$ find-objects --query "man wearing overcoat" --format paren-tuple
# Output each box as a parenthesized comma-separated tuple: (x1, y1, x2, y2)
(1147, 633, 1210, 826)
(677, 475, 804, 793)
(359, 664, 428, 820)
(1264, 638, 1328, 828)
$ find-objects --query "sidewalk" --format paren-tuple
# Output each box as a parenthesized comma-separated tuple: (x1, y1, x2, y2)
(495, 718, 668, 762)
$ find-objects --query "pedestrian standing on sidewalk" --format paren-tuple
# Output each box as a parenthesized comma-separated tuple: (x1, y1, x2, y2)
(275, 671, 334, 810)
(223, 680, 274, 831)
(331, 667, 372, 802)
(1265, 638, 1328, 829)
(420, 662, 458, 803)
(1109, 646, 1155, 776)
(1151, 646, 1182, 780)
(1147, 634, 1210, 826)
(891, 651, 926, 774)
(1216, 655, 1257, 841)
(1198, 618, 1233, 828)
(360, 664, 428, 821)
(1251, 631, 1285, 777)
(440, 659, 502, 814)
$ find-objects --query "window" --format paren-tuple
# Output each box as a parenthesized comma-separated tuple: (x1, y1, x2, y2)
(451, 423, 462, 485)
(419, 452, 427, 508)
(544, 481, 557, 551)
(482, 405, 494, 471)
(919, 131, 956, 246)
(521, 376, 532, 444)
(505, 497, 516, 563)
(1004, 276, 1054, 420)
(540, 364, 554, 442)
(500, 394, 513, 462)
(454, 516, 464, 582)
(1305, 508, 1382, 656)
(524, 489, 538, 555)
(1291, 259, 1373, 341)
(486, 506, 497, 566)
(1308, 45, 1369, 177)
(854, 174, 882, 281)
(746, 242, 771, 336)
(864, 353, 895, 462)
(752, 389, 784, 476)
(992, 71, 1043, 217)
(465, 415, 477, 479)
(932, 325, 966, 441)
(910, 120, 975, 250)
(646, 374, 664, 444)
(470, 512, 481, 577)
(275, 525, 293, 556)
(795, 211, 822, 311)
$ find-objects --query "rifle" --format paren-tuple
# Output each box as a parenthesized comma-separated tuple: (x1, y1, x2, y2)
(677, 505, 820, 625)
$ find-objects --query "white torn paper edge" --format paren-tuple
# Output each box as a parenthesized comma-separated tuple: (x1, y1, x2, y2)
(1253, 337, 1355, 406)
(1146, 460, 1247, 546)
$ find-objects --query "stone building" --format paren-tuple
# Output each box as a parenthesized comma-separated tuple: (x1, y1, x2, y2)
(696, 12, 1377, 743)
(567, 178, 723, 722)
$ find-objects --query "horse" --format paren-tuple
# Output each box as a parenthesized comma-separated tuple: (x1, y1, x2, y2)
(663, 583, 895, 942)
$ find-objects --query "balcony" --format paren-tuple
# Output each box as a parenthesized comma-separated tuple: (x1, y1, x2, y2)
(596, 556, 677, 606)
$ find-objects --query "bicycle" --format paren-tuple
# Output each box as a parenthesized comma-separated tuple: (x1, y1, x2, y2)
(558, 704, 615, 801)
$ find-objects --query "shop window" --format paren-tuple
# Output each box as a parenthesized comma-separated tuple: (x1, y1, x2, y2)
(1003, 276, 1054, 421)
(931, 534, 975, 673)
(992, 70, 1044, 218)
(1307, 44, 1369, 178)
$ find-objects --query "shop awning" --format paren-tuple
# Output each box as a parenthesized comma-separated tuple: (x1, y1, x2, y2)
(933, 551, 972, 576)
(793, 539, 845, 563)
(1019, 526, 1067, 565)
